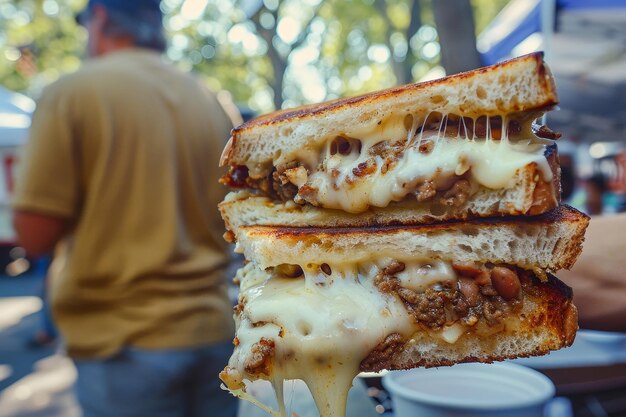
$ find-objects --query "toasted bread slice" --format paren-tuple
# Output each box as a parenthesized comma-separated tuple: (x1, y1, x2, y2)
(220, 53, 560, 217)
(220, 144, 560, 232)
(360, 273, 577, 372)
(221, 260, 576, 417)
(222, 52, 557, 168)
(234, 205, 588, 273)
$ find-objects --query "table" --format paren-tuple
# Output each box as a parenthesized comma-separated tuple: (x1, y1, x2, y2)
(513, 330, 626, 416)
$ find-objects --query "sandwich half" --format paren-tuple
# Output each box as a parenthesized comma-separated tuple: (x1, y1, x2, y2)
(220, 205, 588, 417)
(220, 52, 561, 230)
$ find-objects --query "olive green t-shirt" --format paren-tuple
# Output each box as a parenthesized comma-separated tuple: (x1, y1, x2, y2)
(13, 48, 236, 359)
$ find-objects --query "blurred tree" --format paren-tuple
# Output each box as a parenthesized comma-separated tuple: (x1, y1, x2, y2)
(0, 0, 85, 95)
(246, 0, 324, 109)
(374, 0, 422, 85)
(433, 0, 482, 74)
(0, 0, 509, 113)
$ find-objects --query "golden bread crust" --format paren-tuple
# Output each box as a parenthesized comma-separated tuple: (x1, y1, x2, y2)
(233, 52, 555, 135)
(235, 205, 589, 273)
(360, 273, 577, 372)
(219, 143, 562, 232)
(222, 52, 558, 167)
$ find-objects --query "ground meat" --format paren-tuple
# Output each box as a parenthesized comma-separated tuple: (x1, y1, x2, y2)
(479, 290, 521, 326)
(374, 261, 404, 293)
(272, 170, 298, 201)
(223, 145, 478, 211)
(375, 275, 398, 293)
(360, 333, 405, 372)
(398, 288, 447, 329)
(482, 299, 505, 325)
(481, 295, 522, 326)
(244, 338, 275, 377)
(452, 291, 470, 318)
(273, 162, 303, 201)
(383, 261, 406, 276)
(233, 301, 244, 315)
(221, 164, 300, 202)
(365, 141, 404, 175)
(440, 179, 471, 207)
(415, 180, 437, 201)
(376, 260, 526, 329)
(295, 184, 319, 206)
(375, 262, 449, 328)
(275, 161, 299, 181)
(368, 141, 404, 159)
(352, 159, 377, 177)
(480, 285, 499, 297)
(452, 292, 481, 326)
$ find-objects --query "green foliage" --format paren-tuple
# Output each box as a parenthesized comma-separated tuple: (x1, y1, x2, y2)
(0, 0, 85, 95)
(0, 0, 510, 113)
(472, 0, 510, 33)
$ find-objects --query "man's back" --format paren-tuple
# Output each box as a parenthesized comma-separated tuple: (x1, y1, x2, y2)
(14, 48, 235, 358)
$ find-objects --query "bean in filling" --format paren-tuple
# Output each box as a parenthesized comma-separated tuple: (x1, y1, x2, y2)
(375, 261, 524, 329)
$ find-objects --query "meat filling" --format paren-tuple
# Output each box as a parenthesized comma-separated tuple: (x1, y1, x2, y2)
(375, 261, 523, 329)
(244, 338, 275, 378)
(360, 333, 404, 371)
(220, 165, 298, 201)
(222, 142, 552, 213)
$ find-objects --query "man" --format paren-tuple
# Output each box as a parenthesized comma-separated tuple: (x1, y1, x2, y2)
(12, 1, 239, 416)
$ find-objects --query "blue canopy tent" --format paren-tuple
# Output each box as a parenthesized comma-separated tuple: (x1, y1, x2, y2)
(479, 0, 626, 66)
(478, 0, 626, 203)
(477, 0, 626, 147)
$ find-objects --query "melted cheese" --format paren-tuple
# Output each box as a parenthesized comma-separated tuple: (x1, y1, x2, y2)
(395, 260, 456, 292)
(282, 115, 552, 213)
(224, 257, 462, 417)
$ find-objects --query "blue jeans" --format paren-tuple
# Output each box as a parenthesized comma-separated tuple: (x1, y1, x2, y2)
(73, 343, 238, 417)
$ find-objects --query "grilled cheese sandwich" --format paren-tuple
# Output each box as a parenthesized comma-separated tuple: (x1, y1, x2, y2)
(220, 53, 560, 221)
(216, 53, 587, 417)
(220, 206, 587, 417)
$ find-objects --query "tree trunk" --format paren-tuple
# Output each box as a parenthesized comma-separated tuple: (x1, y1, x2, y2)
(403, 0, 422, 83)
(251, 3, 322, 109)
(374, 0, 422, 85)
(432, 0, 482, 75)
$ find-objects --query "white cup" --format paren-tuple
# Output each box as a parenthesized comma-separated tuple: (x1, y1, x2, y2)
(382, 362, 555, 417)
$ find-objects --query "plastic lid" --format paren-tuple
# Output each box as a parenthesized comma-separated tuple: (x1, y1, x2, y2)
(382, 362, 555, 410)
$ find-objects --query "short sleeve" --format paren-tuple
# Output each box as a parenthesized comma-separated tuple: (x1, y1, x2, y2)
(12, 83, 81, 218)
